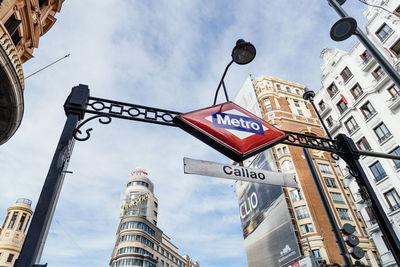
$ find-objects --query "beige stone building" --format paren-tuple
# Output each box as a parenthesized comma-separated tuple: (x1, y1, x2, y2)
(0, 0, 65, 145)
(238, 75, 383, 266)
(109, 170, 199, 267)
(0, 198, 33, 266)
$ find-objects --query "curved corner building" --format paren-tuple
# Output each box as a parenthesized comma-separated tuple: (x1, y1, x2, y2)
(0, 198, 33, 266)
(109, 170, 199, 267)
(0, 0, 65, 145)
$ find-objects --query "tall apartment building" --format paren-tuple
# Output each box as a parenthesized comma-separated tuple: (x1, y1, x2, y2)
(0, 0, 65, 144)
(314, 1, 400, 265)
(236, 75, 382, 266)
(109, 170, 199, 267)
(0, 198, 33, 266)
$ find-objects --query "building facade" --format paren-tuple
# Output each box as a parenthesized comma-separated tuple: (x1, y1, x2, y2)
(236, 75, 382, 266)
(109, 170, 199, 267)
(0, 0, 65, 145)
(0, 198, 33, 266)
(314, 1, 400, 265)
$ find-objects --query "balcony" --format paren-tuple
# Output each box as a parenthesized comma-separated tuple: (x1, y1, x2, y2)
(361, 57, 376, 71)
(348, 125, 360, 136)
(389, 203, 400, 212)
(327, 119, 341, 133)
(378, 132, 392, 144)
(319, 104, 331, 117)
(373, 72, 390, 89)
(386, 93, 400, 111)
(0, 23, 24, 145)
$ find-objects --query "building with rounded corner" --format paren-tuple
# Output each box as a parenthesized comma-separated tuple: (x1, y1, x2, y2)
(0, 0, 65, 145)
(109, 170, 199, 267)
(0, 198, 33, 266)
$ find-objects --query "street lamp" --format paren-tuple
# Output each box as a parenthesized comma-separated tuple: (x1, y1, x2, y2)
(213, 39, 256, 105)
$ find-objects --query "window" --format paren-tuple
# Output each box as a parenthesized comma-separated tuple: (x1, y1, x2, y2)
(154, 202, 158, 208)
(336, 99, 348, 114)
(296, 89, 301, 95)
(6, 254, 14, 263)
(154, 211, 157, 217)
(350, 83, 363, 100)
(327, 82, 339, 97)
(360, 101, 376, 120)
(354, 210, 362, 221)
(361, 226, 368, 235)
(375, 23, 393, 41)
(297, 109, 304, 116)
(8, 212, 18, 229)
(373, 251, 382, 267)
(384, 189, 400, 212)
(347, 194, 354, 205)
(324, 178, 337, 188)
(294, 100, 300, 107)
(388, 84, 400, 98)
(374, 122, 392, 143)
(312, 249, 321, 258)
(372, 66, 385, 81)
(370, 161, 387, 181)
(326, 116, 334, 127)
(356, 137, 371, 151)
(390, 38, 400, 57)
(286, 86, 292, 93)
(295, 206, 310, 219)
(4, 15, 22, 46)
(395, 5, 400, 16)
(300, 223, 314, 234)
(344, 116, 359, 135)
(17, 213, 26, 231)
(318, 100, 326, 111)
(330, 192, 345, 204)
(276, 148, 282, 156)
(290, 189, 304, 202)
(337, 208, 352, 220)
(264, 98, 272, 112)
(276, 84, 281, 90)
(318, 163, 332, 174)
(39, 0, 47, 9)
(360, 50, 372, 63)
(283, 147, 289, 154)
(161, 260, 164, 266)
(281, 160, 294, 171)
(340, 67, 353, 83)
(2, 212, 10, 229)
(389, 146, 400, 169)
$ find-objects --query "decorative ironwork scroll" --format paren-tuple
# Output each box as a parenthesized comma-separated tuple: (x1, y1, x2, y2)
(281, 131, 338, 153)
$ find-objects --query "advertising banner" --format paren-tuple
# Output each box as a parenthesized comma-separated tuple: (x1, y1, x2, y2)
(236, 150, 301, 267)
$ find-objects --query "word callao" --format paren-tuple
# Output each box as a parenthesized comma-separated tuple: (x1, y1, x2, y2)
(212, 112, 265, 135)
(223, 165, 266, 180)
(122, 192, 149, 210)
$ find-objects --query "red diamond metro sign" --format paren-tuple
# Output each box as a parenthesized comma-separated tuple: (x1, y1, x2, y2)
(173, 102, 287, 162)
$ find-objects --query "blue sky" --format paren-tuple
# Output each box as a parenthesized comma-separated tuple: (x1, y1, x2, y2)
(0, 1, 370, 266)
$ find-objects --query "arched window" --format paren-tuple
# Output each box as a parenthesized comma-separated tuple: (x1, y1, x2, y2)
(281, 160, 294, 171)
(283, 147, 289, 154)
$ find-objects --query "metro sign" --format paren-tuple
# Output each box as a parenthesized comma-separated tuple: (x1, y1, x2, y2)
(173, 102, 287, 162)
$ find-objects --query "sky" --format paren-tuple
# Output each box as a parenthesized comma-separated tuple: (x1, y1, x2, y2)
(0, 1, 371, 266)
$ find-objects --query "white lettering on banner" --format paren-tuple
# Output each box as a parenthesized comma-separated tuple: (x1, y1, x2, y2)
(240, 192, 258, 219)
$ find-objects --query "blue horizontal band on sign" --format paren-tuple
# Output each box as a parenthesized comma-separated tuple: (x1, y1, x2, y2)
(212, 112, 264, 135)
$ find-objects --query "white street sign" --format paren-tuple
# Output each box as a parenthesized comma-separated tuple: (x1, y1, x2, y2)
(183, 157, 298, 187)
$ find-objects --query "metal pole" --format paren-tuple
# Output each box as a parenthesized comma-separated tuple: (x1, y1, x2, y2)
(358, 150, 400, 160)
(328, 0, 400, 89)
(213, 60, 233, 105)
(336, 134, 400, 265)
(15, 85, 89, 267)
(310, 98, 332, 140)
(306, 236, 317, 267)
(303, 148, 353, 267)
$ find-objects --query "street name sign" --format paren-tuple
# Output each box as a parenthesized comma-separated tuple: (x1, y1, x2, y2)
(183, 157, 298, 187)
(173, 102, 287, 162)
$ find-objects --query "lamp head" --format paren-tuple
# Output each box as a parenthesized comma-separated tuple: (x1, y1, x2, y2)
(232, 39, 256, 65)
(303, 87, 315, 101)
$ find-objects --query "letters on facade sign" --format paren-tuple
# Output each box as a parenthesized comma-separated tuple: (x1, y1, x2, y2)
(222, 165, 266, 180)
(240, 192, 258, 219)
(122, 193, 149, 210)
(211, 112, 265, 135)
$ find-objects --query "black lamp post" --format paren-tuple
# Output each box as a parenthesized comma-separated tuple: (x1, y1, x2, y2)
(213, 39, 256, 105)
(327, 0, 400, 90)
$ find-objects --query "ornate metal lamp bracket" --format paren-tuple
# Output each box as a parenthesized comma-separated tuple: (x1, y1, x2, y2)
(73, 96, 182, 141)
